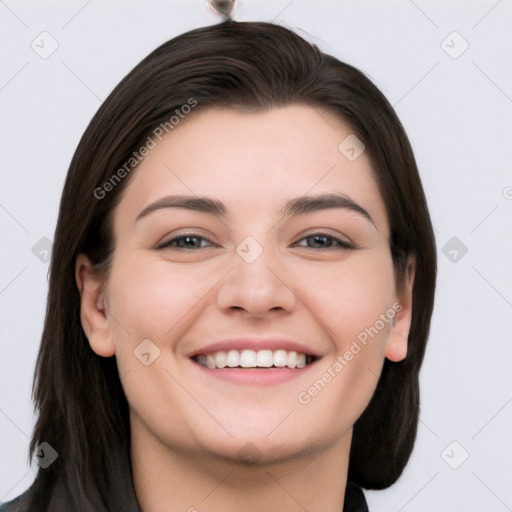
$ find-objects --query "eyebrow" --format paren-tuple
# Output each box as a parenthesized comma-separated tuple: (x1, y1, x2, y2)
(135, 192, 375, 227)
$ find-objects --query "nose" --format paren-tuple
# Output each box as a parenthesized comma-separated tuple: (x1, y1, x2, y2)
(216, 242, 297, 318)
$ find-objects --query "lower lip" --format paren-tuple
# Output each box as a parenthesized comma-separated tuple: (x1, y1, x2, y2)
(191, 360, 316, 386)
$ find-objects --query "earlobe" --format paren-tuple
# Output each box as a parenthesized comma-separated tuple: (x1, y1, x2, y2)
(385, 255, 416, 363)
(385, 336, 408, 362)
(75, 254, 116, 357)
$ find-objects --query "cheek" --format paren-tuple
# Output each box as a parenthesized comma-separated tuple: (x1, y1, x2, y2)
(105, 254, 221, 352)
(292, 250, 395, 432)
(295, 248, 395, 349)
(293, 253, 395, 436)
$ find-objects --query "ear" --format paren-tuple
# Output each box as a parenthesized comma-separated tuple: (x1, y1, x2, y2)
(75, 253, 116, 357)
(385, 255, 416, 362)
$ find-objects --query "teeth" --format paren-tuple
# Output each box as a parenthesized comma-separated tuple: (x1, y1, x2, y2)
(273, 349, 287, 367)
(240, 350, 256, 368)
(256, 349, 273, 367)
(214, 351, 227, 368)
(227, 350, 239, 367)
(194, 349, 313, 369)
(287, 351, 298, 368)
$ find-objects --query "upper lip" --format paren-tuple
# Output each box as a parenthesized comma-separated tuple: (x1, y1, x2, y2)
(188, 337, 321, 358)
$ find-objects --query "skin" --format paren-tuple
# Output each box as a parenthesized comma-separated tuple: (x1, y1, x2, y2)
(76, 105, 415, 512)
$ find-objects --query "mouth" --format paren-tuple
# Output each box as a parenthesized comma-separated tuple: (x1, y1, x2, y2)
(192, 349, 317, 370)
(188, 338, 322, 386)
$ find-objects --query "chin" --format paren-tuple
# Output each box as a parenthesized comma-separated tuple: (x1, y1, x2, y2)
(190, 420, 322, 465)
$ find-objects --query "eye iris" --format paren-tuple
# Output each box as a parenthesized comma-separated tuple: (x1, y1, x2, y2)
(179, 236, 201, 248)
(309, 235, 332, 248)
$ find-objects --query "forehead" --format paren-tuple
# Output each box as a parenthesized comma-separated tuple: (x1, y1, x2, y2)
(113, 105, 389, 235)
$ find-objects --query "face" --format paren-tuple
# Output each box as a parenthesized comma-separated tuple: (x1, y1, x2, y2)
(77, 105, 413, 465)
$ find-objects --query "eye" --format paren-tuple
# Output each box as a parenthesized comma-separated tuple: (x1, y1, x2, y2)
(156, 233, 218, 250)
(293, 233, 355, 250)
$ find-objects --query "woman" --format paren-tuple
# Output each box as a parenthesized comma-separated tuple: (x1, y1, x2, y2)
(2, 18, 436, 512)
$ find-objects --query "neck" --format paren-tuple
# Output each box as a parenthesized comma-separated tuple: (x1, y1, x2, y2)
(131, 416, 352, 512)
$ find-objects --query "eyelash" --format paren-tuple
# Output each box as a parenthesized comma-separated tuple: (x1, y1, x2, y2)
(155, 233, 355, 251)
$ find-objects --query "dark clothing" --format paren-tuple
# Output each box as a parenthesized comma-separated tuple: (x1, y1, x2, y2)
(1, 475, 368, 511)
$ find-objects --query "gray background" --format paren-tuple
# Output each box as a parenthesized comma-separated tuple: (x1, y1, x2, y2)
(1, 0, 511, 510)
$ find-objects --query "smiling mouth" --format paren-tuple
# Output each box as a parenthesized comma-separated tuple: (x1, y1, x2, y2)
(192, 349, 317, 370)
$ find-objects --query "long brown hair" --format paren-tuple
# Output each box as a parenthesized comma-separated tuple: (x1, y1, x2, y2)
(22, 19, 436, 509)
